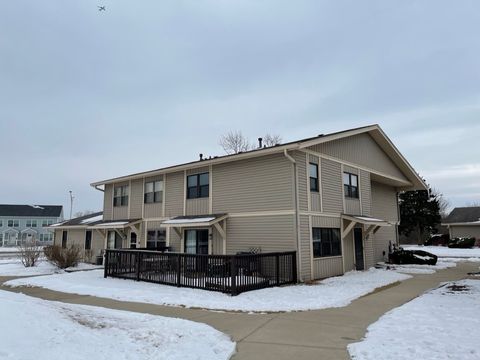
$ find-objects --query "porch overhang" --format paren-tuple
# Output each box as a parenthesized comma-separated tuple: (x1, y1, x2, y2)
(341, 214, 392, 239)
(88, 219, 142, 230)
(160, 214, 228, 228)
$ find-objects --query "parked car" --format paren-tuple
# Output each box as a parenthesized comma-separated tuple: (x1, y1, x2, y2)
(389, 248, 438, 265)
(424, 233, 449, 246)
(448, 237, 476, 249)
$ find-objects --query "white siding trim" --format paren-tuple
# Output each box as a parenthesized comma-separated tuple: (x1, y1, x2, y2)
(319, 156, 323, 212)
(162, 175, 166, 217)
(299, 211, 341, 217)
(228, 210, 295, 217)
(141, 177, 145, 219)
(183, 171, 187, 216)
(128, 180, 131, 219)
(209, 165, 213, 214)
(341, 164, 346, 214)
(306, 156, 311, 212)
(308, 215, 313, 280)
(358, 169, 363, 215)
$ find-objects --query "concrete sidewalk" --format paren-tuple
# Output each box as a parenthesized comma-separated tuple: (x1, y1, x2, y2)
(1, 262, 478, 360)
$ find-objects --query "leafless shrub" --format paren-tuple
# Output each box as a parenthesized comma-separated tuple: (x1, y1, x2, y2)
(18, 237, 42, 267)
(44, 245, 82, 269)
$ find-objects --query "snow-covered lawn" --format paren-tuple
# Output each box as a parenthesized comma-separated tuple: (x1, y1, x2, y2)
(0, 290, 235, 360)
(348, 279, 480, 360)
(0, 258, 102, 277)
(402, 245, 480, 258)
(5, 268, 410, 312)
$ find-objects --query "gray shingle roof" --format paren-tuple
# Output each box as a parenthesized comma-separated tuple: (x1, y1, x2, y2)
(53, 212, 103, 226)
(0, 204, 63, 217)
(444, 207, 480, 223)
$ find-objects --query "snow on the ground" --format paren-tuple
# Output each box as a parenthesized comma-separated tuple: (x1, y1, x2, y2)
(6, 268, 410, 312)
(0, 247, 21, 253)
(379, 260, 457, 274)
(402, 245, 480, 258)
(0, 290, 235, 360)
(348, 279, 480, 360)
(0, 258, 102, 276)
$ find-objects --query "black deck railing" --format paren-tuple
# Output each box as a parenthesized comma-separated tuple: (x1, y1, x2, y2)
(104, 250, 297, 295)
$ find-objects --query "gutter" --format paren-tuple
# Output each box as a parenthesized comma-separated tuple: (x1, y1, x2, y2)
(284, 149, 302, 282)
(94, 185, 105, 192)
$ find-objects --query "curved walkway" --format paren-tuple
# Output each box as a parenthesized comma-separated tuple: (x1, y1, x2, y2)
(1, 262, 478, 360)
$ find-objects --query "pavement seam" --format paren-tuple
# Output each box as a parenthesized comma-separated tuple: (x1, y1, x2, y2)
(236, 314, 280, 343)
(241, 340, 345, 351)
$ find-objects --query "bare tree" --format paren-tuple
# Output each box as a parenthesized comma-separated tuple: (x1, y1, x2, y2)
(219, 131, 252, 154)
(262, 134, 282, 147)
(466, 201, 480, 207)
(431, 188, 450, 219)
(18, 236, 42, 267)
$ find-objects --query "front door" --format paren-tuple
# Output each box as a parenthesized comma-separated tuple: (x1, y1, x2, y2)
(354, 228, 364, 271)
(130, 233, 137, 249)
(184, 229, 209, 254)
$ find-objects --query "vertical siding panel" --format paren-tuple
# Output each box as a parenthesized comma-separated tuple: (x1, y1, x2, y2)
(103, 184, 113, 221)
(129, 179, 143, 219)
(165, 171, 184, 217)
(372, 181, 398, 262)
(321, 159, 343, 214)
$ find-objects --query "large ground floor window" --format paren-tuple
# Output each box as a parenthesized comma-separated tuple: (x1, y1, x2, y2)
(312, 227, 341, 258)
(147, 229, 166, 250)
(184, 229, 209, 255)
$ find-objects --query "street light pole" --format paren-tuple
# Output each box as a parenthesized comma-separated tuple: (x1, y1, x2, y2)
(69, 190, 75, 220)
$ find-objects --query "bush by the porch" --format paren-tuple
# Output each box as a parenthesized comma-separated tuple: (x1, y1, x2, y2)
(44, 245, 82, 269)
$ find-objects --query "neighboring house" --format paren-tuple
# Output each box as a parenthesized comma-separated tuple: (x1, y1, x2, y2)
(442, 207, 480, 241)
(88, 124, 426, 281)
(51, 212, 104, 263)
(0, 204, 63, 247)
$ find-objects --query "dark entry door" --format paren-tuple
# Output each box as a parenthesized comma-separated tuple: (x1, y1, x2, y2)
(354, 228, 364, 271)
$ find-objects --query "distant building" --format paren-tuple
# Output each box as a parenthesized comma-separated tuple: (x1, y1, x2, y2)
(443, 207, 480, 241)
(0, 205, 64, 247)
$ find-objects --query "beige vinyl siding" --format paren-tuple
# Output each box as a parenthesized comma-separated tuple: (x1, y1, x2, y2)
(294, 151, 308, 212)
(298, 215, 311, 281)
(360, 170, 372, 216)
(186, 198, 209, 215)
(54, 228, 103, 262)
(450, 225, 480, 240)
(212, 153, 293, 213)
(345, 199, 361, 215)
(364, 234, 375, 268)
(343, 230, 355, 272)
(309, 133, 408, 181)
(112, 182, 129, 220)
(129, 179, 143, 219)
(307, 153, 321, 212)
(321, 158, 343, 214)
(103, 184, 113, 221)
(225, 215, 296, 254)
(168, 227, 181, 252)
(312, 257, 343, 279)
(144, 175, 164, 218)
(165, 171, 184, 217)
(211, 226, 224, 255)
(372, 181, 398, 262)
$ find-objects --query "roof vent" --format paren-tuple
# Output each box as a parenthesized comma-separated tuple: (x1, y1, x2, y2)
(258, 137, 263, 148)
(199, 153, 203, 161)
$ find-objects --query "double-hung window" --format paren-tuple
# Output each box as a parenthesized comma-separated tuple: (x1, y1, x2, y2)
(42, 219, 54, 227)
(144, 180, 163, 203)
(309, 163, 319, 192)
(8, 220, 19, 227)
(146, 230, 166, 250)
(187, 173, 209, 199)
(113, 185, 129, 207)
(343, 172, 359, 198)
(26, 220, 37, 227)
(312, 227, 341, 258)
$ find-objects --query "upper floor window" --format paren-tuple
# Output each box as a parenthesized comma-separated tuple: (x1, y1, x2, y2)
(187, 173, 209, 199)
(113, 185, 129, 207)
(343, 172, 359, 199)
(144, 180, 163, 204)
(309, 163, 319, 192)
(26, 219, 37, 227)
(7, 220, 19, 227)
(312, 227, 341, 258)
(42, 219, 54, 227)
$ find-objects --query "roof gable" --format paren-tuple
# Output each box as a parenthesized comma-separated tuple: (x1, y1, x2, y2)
(0, 205, 63, 218)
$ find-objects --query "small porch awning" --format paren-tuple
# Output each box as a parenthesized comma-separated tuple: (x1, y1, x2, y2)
(341, 214, 392, 239)
(89, 219, 142, 230)
(161, 214, 228, 228)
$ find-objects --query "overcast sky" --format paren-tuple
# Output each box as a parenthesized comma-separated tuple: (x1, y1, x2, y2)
(1, 0, 479, 216)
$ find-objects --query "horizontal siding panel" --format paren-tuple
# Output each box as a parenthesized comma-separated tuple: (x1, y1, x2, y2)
(299, 215, 311, 281)
(144, 203, 163, 218)
(294, 151, 308, 212)
(103, 184, 113, 221)
(345, 198, 361, 215)
(450, 226, 480, 239)
(309, 133, 408, 180)
(186, 198, 209, 216)
(311, 216, 341, 228)
(213, 153, 293, 213)
(225, 215, 296, 254)
(129, 179, 143, 219)
(360, 170, 371, 216)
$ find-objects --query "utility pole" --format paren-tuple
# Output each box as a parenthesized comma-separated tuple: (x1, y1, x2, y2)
(69, 190, 75, 220)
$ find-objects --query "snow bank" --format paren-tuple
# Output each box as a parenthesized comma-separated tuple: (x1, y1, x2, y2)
(402, 245, 480, 258)
(6, 268, 410, 312)
(0, 259, 102, 276)
(0, 290, 235, 360)
(348, 279, 480, 360)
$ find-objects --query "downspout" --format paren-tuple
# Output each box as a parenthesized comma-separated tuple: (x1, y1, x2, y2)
(94, 185, 105, 193)
(284, 149, 302, 282)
